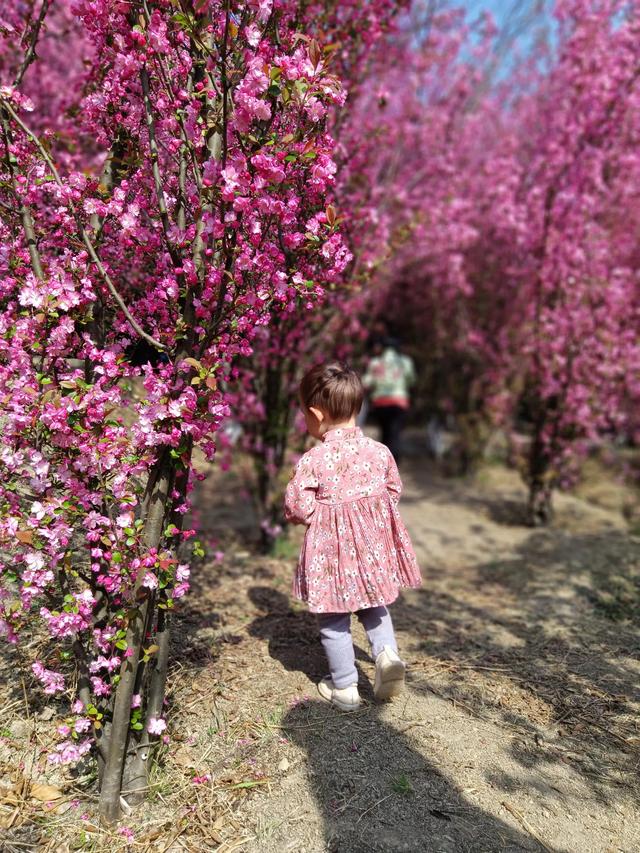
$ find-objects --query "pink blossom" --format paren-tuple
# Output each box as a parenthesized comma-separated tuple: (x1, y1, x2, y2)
(142, 572, 159, 590)
(48, 738, 91, 765)
(0, 0, 446, 780)
(176, 564, 190, 582)
(147, 717, 167, 735)
(32, 662, 65, 695)
(118, 827, 135, 843)
(90, 676, 110, 697)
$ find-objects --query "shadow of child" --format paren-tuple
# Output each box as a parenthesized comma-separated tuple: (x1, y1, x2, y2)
(247, 586, 373, 690)
(280, 699, 554, 853)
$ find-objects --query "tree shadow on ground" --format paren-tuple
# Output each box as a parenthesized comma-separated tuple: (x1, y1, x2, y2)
(246, 587, 373, 692)
(245, 589, 557, 850)
(281, 699, 556, 853)
(397, 463, 532, 528)
(0, 644, 29, 709)
(398, 453, 629, 531)
(182, 445, 639, 845)
(394, 528, 640, 807)
(169, 558, 275, 671)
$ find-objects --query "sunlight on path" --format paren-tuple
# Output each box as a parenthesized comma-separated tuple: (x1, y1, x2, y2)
(213, 462, 640, 852)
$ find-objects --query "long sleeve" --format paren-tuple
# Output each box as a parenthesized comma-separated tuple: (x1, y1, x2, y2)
(284, 453, 318, 525)
(404, 355, 416, 388)
(385, 451, 403, 506)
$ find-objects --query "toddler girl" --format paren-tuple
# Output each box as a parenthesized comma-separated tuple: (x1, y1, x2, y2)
(284, 362, 422, 711)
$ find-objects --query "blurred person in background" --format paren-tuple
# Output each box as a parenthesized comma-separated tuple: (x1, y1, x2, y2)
(363, 337, 416, 462)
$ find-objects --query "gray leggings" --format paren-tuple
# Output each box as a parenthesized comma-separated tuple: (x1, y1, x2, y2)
(318, 605, 397, 689)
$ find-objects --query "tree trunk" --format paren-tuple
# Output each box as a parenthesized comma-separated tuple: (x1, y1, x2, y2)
(527, 476, 554, 526)
(98, 451, 174, 825)
(527, 415, 554, 526)
(456, 412, 488, 476)
(119, 443, 192, 805)
(122, 608, 171, 803)
(256, 362, 289, 552)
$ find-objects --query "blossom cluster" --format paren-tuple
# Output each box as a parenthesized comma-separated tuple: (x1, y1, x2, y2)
(0, 0, 361, 778)
(338, 0, 640, 509)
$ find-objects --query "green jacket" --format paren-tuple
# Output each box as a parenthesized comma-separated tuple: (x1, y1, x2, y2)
(363, 348, 416, 408)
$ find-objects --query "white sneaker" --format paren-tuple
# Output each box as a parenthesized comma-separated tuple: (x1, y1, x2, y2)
(317, 677, 361, 711)
(374, 646, 406, 700)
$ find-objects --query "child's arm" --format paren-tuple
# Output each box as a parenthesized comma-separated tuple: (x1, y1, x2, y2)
(284, 454, 318, 525)
(385, 451, 403, 505)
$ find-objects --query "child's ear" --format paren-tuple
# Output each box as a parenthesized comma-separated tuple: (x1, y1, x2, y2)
(309, 406, 324, 424)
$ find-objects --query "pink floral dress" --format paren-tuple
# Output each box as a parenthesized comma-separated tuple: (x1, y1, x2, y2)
(284, 426, 422, 613)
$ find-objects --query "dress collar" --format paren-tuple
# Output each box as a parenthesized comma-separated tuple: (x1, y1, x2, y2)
(322, 426, 362, 443)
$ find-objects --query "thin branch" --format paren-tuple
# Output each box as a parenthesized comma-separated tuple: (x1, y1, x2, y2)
(139, 61, 199, 353)
(221, 1, 231, 168)
(0, 97, 166, 351)
(13, 0, 51, 88)
(1, 114, 44, 279)
(140, 67, 174, 246)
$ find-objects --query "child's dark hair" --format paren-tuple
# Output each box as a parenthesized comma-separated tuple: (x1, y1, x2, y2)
(299, 362, 364, 421)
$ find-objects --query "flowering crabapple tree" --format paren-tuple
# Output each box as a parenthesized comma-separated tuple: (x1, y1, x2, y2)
(505, 0, 640, 523)
(334, 3, 513, 471)
(227, 264, 363, 550)
(222, 0, 406, 546)
(354, 0, 640, 522)
(0, 0, 351, 822)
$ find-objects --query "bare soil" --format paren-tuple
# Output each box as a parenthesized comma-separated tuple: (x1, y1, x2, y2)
(1, 450, 639, 853)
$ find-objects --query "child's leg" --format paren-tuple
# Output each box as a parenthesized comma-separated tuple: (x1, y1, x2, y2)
(358, 605, 405, 699)
(317, 612, 357, 688)
(356, 605, 398, 659)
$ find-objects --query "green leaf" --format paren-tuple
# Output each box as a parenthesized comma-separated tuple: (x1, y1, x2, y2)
(172, 11, 196, 30)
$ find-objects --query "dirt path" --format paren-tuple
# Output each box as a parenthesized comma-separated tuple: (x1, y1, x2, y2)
(3, 457, 638, 853)
(164, 458, 640, 853)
